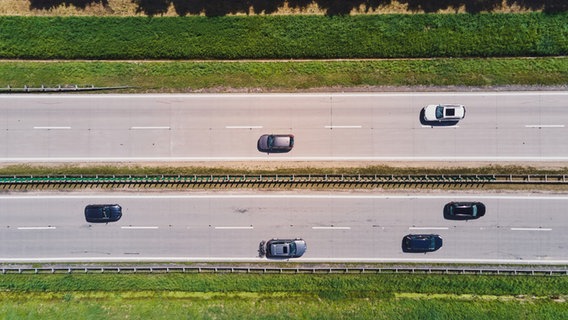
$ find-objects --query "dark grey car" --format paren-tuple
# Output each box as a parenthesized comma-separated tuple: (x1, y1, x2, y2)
(265, 238, 307, 258)
(402, 234, 442, 253)
(257, 134, 294, 153)
(85, 204, 122, 223)
(444, 202, 486, 220)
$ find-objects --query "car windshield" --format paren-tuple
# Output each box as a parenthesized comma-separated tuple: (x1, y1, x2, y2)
(289, 242, 296, 255)
(435, 106, 444, 119)
(102, 207, 109, 218)
(429, 237, 435, 249)
(267, 136, 274, 147)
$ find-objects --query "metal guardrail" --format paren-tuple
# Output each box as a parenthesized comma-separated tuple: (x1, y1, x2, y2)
(2, 266, 567, 276)
(0, 174, 566, 189)
(0, 85, 132, 93)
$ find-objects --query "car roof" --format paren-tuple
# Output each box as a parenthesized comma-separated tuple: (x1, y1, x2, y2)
(272, 135, 292, 147)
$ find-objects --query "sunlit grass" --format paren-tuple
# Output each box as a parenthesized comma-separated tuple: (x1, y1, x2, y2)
(1, 57, 567, 92)
(0, 273, 566, 319)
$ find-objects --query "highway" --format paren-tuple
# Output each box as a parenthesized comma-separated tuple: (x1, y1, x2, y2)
(0, 92, 567, 162)
(0, 191, 567, 264)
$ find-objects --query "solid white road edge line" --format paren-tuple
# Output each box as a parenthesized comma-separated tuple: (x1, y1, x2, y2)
(5, 92, 568, 99)
(2, 156, 568, 162)
(1, 257, 568, 264)
(2, 195, 568, 200)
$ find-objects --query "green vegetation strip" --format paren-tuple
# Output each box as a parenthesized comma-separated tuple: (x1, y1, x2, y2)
(2, 58, 566, 91)
(0, 164, 567, 176)
(1, 14, 567, 59)
(0, 273, 566, 319)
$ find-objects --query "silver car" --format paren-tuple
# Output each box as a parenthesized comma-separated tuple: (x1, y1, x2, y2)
(264, 238, 307, 258)
(423, 104, 466, 122)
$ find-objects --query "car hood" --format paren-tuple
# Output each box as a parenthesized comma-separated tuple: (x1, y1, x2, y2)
(424, 105, 438, 120)
(293, 240, 307, 257)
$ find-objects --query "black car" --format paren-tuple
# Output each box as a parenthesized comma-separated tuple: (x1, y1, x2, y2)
(444, 202, 486, 220)
(402, 234, 442, 253)
(85, 204, 122, 223)
(257, 134, 294, 153)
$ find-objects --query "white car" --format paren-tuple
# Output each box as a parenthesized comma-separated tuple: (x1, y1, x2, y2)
(423, 104, 466, 122)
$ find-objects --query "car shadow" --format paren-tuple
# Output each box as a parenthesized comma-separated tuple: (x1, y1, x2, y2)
(419, 108, 459, 127)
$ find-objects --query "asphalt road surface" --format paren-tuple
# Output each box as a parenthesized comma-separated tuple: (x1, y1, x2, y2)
(1, 191, 566, 264)
(0, 92, 567, 162)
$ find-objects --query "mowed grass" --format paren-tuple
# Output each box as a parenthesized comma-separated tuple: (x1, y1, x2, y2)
(1, 295, 566, 319)
(0, 273, 566, 319)
(1, 57, 567, 91)
(1, 164, 567, 176)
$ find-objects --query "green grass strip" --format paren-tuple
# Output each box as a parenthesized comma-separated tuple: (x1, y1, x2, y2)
(1, 273, 567, 296)
(0, 14, 567, 59)
(0, 294, 565, 320)
(0, 164, 567, 175)
(1, 57, 567, 91)
(0, 274, 566, 319)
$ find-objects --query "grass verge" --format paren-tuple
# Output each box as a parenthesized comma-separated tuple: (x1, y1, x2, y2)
(0, 273, 566, 319)
(0, 164, 567, 176)
(1, 57, 567, 92)
(1, 14, 567, 59)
